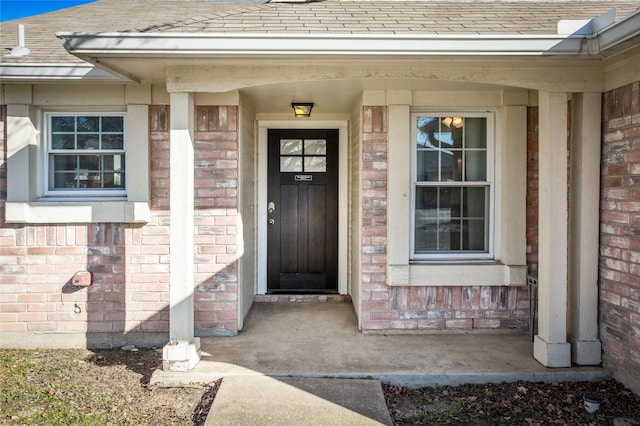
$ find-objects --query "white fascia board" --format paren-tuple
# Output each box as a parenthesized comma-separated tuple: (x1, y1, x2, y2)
(0, 62, 124, 81)
(56, 32, 591, 58)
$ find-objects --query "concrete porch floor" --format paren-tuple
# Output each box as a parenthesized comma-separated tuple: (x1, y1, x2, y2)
(151, 302, 608, 388)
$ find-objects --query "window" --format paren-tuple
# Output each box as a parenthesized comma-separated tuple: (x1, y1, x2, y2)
(411, 113, 492, 259)
(46, 113, 126, 196)
(279, 138, 327, 172)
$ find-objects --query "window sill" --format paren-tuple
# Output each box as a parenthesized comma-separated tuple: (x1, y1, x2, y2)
(388, 263, 526, 287)
(5, 201, 151, 224)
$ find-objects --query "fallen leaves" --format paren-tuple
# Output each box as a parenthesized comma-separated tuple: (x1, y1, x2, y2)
(383, 380, 640, 425)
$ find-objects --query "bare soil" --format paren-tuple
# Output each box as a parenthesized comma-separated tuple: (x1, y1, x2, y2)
(1, 348, 639, 425)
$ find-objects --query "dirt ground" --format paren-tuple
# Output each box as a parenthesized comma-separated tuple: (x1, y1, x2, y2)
(1, 347, 639, 425)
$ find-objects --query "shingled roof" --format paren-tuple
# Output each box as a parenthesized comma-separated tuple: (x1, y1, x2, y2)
(1, 0, 639, 64)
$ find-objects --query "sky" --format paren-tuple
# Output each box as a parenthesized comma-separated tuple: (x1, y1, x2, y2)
(0, 0, 96, 22)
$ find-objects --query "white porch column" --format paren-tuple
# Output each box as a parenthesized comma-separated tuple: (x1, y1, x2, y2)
(568, 93, 602, 365)
(533, 91, 571, 368)
(162, 92, 201, 371)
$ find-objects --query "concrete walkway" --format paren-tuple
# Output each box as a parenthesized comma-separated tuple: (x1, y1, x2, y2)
(151, 302, 610, 425)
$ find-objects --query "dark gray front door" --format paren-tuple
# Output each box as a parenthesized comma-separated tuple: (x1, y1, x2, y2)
(267, 129, 339, 293)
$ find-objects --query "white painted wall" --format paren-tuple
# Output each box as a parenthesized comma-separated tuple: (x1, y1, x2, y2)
(238, 95, 257, 330)
(349, 98, 363, 329)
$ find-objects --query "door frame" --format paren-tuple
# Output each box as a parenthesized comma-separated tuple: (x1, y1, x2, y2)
(257, 120, 348, 295)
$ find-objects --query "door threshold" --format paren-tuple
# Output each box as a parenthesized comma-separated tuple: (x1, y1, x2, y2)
(254, 294, 352, 303)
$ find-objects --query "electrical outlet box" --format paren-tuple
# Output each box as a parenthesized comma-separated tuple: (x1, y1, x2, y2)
(72, 271, 92, 287)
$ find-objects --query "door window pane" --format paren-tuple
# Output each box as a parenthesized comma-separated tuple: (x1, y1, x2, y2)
(280, 157, 303, 172)
(280, 139, 302, 155)
(304, 157, 326, 172)
(304, 139, 326, 155)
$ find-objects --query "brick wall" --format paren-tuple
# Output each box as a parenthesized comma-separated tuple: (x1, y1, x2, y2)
(600, 81, 640, 389)
(359, 106, 529, 332)
(0, 106, 172, 347)
(193, 106, 239, 336)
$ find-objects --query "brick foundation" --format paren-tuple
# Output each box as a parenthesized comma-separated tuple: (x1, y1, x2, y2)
(600, 81, 640, 390)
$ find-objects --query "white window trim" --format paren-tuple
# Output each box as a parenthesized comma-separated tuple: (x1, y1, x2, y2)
(410, 111, 495, 261)
(385, 100, 527, 287)
(43, 111, 128, 198)
(5, 104, 150, 224)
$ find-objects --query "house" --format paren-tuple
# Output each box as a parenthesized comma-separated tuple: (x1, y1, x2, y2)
(1, 0, 639, 391)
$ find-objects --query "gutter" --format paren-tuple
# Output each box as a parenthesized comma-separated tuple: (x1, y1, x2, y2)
(594, 8, 640, 55)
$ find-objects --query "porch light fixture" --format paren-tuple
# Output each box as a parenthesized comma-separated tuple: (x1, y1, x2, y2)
(292, 102, 313, 118)
(442, 116, 464, 128)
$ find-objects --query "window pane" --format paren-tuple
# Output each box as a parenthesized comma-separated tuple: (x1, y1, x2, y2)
(304, 157, 326, 172)
(102, 134, 124, 150)
(102, 172, 125, 189)
(53, 155, 77, 171)
(102, 116, 123, 132)
(416, 117, 438, 149)
(52, 134, 75, 149)
(77, 134, 100, 150)
(414, 187, 439, 251)
(54, 172, 78, 189)
(462, 219, 486, 250)
(280, 157, 302, 172)
(464, 118, 487, 149)
(439, 186, 461, 218)
(465, 151, 486, 181)
(416, 149, 437, 182)
(103, 154, 125, 171)
(415, 186, 488, 253)
(446, 125, 463, 149)
(52, 116, 74, 132)
(77, 116, 99, 132)
(280, 139, 302, 155)
(440, 151, 463, 181)
(79, 155, 100, 170)
(304, 139, 326, 155)
(439, 218, 461, 251)
(463, 187, 487, 218)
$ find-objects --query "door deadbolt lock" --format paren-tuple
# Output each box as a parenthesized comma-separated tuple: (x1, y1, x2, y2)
(268, 201, 276, 214)
(268, 218, 275, 225)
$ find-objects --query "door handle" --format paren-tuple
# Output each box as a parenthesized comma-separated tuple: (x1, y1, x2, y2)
(268, 201, 276, 214)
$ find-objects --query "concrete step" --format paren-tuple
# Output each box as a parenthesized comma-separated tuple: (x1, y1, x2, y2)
(205, 376, 392, 426)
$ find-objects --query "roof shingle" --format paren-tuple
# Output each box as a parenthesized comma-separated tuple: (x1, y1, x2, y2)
(1, 0, 639, 64)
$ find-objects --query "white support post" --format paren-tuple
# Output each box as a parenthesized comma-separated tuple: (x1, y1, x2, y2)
(568, 93, 602, 365)
(533, 91, 571, 368)
(162, 92, 201, 371)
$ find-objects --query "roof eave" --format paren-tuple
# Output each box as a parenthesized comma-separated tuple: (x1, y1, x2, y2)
(55, 32, 597, 59)
(0, 62, 126, 82)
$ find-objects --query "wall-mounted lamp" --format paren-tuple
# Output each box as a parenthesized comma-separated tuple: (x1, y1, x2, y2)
(292, 102, 314, 118)
(442, 116, 463, 128)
